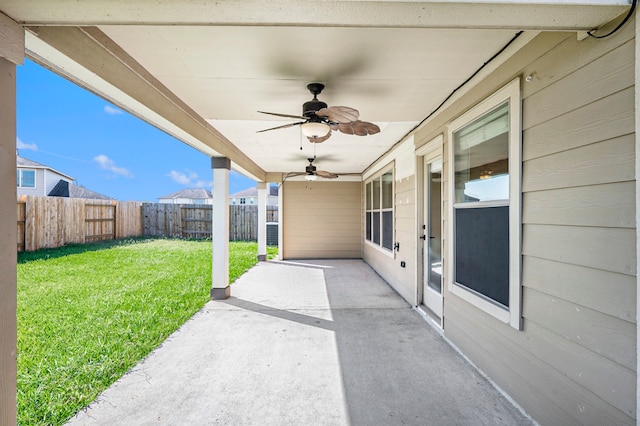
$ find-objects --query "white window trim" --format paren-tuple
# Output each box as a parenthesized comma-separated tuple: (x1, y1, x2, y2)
(17, 168, 36, 188)
(447, 77, 522, 330)
(364, 163, 395, 257)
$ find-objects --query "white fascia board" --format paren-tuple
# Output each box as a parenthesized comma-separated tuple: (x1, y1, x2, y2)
(0, 1, 630, 30)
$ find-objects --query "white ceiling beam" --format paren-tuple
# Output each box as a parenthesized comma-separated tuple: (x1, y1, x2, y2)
(0, 1, 631, 30)
(25, 26, 266, 181)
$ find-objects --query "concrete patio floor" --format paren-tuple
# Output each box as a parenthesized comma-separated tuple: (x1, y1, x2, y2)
(67, 259, 533, 426)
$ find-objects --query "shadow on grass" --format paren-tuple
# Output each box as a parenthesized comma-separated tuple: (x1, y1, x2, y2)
(17, 236, 156, 264)
(17, 238, 278, 265)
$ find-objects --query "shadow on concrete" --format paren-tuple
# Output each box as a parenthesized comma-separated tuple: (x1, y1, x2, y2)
(221, 297, 334, 332)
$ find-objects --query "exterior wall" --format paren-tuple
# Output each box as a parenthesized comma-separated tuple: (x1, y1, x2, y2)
(16, 167, 44, 197)
(282, 181, 361, 259)
(365, 22, 637, 425)
(44, 169, 70, 195)
(363, 140, 418, 304)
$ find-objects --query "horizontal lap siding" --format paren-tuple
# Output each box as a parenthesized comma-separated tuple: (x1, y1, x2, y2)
(282, 181, 362, 259)
(519, 25, 636, 423)
(409, 20, 636, 425)
(514, 26, 637, 421)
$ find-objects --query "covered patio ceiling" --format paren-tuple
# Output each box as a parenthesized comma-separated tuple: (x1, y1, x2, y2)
(0, 0, 631, 182)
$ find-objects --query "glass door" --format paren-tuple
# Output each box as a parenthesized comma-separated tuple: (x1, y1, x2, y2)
(422, 157, 443, 320)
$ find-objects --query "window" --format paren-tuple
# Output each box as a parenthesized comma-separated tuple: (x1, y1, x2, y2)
(448, 78, 521, 329)
(365, 166, 394, 252)
(240, 198, 246, 205)
(17, 169, 35, 188)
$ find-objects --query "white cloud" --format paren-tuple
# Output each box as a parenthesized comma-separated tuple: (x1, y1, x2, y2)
(104, 105, 123, 115)
(167, 169, 211, 187)
(17, 137, 38, 151)
(167, 170, 191, 185)
(93, 154, 133, 178)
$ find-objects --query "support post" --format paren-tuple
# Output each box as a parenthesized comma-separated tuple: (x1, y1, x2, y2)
(211, 157, 230, 300)
(257, 182, 267, 261)
(0, 12, 23, 424)
(635, 9, 640, 425)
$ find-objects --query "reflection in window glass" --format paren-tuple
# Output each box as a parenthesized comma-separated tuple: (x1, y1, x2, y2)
(366, 212, 371, 241)
(372, 178, 380, 210)
(366, 182, 371, 210)
(382, 172, 393, 209)
(454, 102, 509, 203)
(382, 211, 393, 249)
(372, 212, 380, 244)
(20, 170, 35, 188)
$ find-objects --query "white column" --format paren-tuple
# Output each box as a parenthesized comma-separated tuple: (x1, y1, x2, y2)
(211, 157, 230, 299)
(0, 12, 23, 424)
(278, 180, 284, 259)
(257, 182, 267, 261)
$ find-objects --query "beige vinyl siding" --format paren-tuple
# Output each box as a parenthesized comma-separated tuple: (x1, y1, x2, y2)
(44, 170, 71, 196)
(282, 181, 361, 259)
(406, 20, 636, 425)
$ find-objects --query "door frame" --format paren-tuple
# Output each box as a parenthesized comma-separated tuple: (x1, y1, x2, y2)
(415, 134, 444, 327)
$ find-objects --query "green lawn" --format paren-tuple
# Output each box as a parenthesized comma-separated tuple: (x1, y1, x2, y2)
(17, 238, 277, 425)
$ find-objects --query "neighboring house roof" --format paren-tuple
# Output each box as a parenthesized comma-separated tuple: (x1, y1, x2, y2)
(158, 188, 213, 200)
(48, 180, 114, 200)
(17, 154, 74, 180)
(230, 186, 278, 198)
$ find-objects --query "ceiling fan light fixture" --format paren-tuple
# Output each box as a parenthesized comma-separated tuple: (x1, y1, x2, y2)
(300, 121, 331, 138)
(305, 173, 317, 181)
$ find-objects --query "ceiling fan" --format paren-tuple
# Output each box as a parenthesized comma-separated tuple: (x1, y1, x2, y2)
(286, 157, 339, 181)
(257, 83, 380, 143)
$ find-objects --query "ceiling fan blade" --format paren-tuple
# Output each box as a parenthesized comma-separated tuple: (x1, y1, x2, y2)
(337, 122, 355, 135)
(257, 122, 304, 133)
(307, 132, 332, 143)
(338, 120, 380, 136)
(285, 172, 305, 178)
(316, 106, 360, 123)
(359, 120, 381, 135)
(315, 170, 339, 179)
(258, 111, 307, 120)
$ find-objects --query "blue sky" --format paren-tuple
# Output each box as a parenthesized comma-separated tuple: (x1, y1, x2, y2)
(17, 59, 255, 201)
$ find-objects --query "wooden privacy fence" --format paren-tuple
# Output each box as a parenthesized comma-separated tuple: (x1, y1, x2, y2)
(16, 198, 278, 251)
(142, 203, 278, 241)
(17, 196, 143, 252)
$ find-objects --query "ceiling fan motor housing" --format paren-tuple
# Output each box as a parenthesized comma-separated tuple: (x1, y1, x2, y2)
(303, 82, 327, 117)
(305, 163, 317, 174)
(303, 99, 327, 117)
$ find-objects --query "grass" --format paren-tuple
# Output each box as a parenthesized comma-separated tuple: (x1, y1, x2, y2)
(17, 238, 277, 425)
